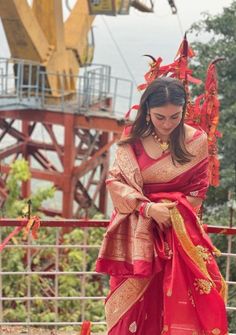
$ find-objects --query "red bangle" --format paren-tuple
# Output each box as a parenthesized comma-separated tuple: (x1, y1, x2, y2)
(139, 202, 147, 218)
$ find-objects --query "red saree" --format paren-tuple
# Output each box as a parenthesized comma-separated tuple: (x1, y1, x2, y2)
(96, 130, 228, 335)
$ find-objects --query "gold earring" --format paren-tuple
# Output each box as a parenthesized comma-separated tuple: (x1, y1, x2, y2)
(146, 114, 150, 125)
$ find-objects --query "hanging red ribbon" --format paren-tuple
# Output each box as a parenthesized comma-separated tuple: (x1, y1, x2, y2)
(191, 59, 224, 186)
(0, 224, 24, 252)
(23, 216, 41, 240)
(125, 34, 223, 187)
(0, 216, 41, 252)
(80, 320, 91, 335)
(125, 104, 139, 120)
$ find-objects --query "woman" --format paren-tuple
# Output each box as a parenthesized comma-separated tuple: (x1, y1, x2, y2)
(96, 78, 228, 335)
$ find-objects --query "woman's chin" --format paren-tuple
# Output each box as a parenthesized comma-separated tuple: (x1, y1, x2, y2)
(159, 129, 173, 136)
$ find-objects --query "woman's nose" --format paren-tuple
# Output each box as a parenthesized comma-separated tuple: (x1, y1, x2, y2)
(162, 120, 172, 129)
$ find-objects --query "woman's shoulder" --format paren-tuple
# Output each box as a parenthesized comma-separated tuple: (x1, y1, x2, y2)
(184, 124, 208, 158)
(184, 124, 207, 142)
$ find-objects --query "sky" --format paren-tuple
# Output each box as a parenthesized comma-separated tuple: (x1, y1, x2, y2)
(92, 0, 233, 83)
(0, 0, 233, 90)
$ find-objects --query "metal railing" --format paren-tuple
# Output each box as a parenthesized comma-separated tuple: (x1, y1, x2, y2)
(0, 219, 235, 335)
(0, 57, 133, 116)
(0, 220, 109, 335)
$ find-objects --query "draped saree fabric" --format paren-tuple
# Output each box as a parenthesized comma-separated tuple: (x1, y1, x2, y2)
(96, 130, 228, 335)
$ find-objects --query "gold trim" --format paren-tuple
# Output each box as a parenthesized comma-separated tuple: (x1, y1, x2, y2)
(170, 206, 228, 302)
(142, 133, 208, 183)
(170, 207, 213, 282)
(219, 275, 228, 303)
(105, 277, 152, 332)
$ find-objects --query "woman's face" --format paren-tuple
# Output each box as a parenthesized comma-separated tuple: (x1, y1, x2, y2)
(149, 104, 183, 138)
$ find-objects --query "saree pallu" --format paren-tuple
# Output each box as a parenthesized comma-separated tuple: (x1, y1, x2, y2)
(96, 131, 228, 335)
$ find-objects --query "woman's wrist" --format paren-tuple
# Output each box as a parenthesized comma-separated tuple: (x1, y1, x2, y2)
(138, 202, 147, 217)
(138, 202, 153, 218)
(145, 202, 153, 218)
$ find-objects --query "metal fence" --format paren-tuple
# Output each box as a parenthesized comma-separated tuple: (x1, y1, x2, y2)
(0, 219, 235, 335)
(0, 57, 133, 116)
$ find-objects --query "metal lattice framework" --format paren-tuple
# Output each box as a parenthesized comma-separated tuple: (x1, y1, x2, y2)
(0, 58, 133, 218)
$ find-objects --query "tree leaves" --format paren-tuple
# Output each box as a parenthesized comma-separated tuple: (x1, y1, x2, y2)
(190, 1, 236, 204)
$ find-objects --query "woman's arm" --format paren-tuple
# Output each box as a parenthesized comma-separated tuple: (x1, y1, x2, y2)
(186, 132, 209, 212)
(106, 158, 150, 214)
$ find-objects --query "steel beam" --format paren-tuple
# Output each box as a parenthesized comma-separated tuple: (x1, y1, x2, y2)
(0, 142, 24, 160)
(0, 109, 125, 133)
(0, 108, 123, 218)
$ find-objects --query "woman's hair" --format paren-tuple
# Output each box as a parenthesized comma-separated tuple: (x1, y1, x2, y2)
(118, 77, 194, 164)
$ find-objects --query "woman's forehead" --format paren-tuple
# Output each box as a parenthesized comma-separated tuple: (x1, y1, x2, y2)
(150, 104, 183, 115)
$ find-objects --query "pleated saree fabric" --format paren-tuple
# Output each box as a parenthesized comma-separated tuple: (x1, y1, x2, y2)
(96, 130, 228, 335)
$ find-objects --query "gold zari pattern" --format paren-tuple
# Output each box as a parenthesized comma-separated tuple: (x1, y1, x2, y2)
(169, 206, 228, 303)
(105, 277, 151, 332)
(164, 241, 173, 259)
(129, 321, 137, 333)
(194, 278, 213, 295)
(195, 245, 212, 263)
(169, 207, 214, 283)
(142, 133, 208, 183)
(188, 289, 196, 307)
(100, 137, 228, 334)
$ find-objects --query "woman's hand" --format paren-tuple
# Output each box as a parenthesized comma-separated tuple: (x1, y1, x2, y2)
(148, 202, 178, 231)
(186, 196, 202, 212)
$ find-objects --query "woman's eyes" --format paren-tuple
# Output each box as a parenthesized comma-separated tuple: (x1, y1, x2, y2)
(155, 116, 179, 120)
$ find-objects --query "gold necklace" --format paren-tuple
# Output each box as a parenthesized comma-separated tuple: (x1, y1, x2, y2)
(151, 132, 170, 153)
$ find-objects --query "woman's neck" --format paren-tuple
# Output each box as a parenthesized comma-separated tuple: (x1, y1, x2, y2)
(153, 130, 170, 142)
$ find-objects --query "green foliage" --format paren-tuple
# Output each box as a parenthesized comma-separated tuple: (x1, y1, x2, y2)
(190, 9, 236, 331)
(1, 225, 108, 331)
(203, 204, 236, 332)
(1, 210, 108, 332)
(1, 160, 109, 330)
(4, 159, 31, 216)
(4, 158, 55, 218)
(190, 1, 236, 205)
(30, 187, 55, 216)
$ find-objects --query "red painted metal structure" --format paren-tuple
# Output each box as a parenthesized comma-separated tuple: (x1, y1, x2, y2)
(0, 107, 123, 218)
(0, 59, 132, 219)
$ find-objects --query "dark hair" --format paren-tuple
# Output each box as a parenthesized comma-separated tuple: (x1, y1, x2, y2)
(119, 77, 194, 164)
